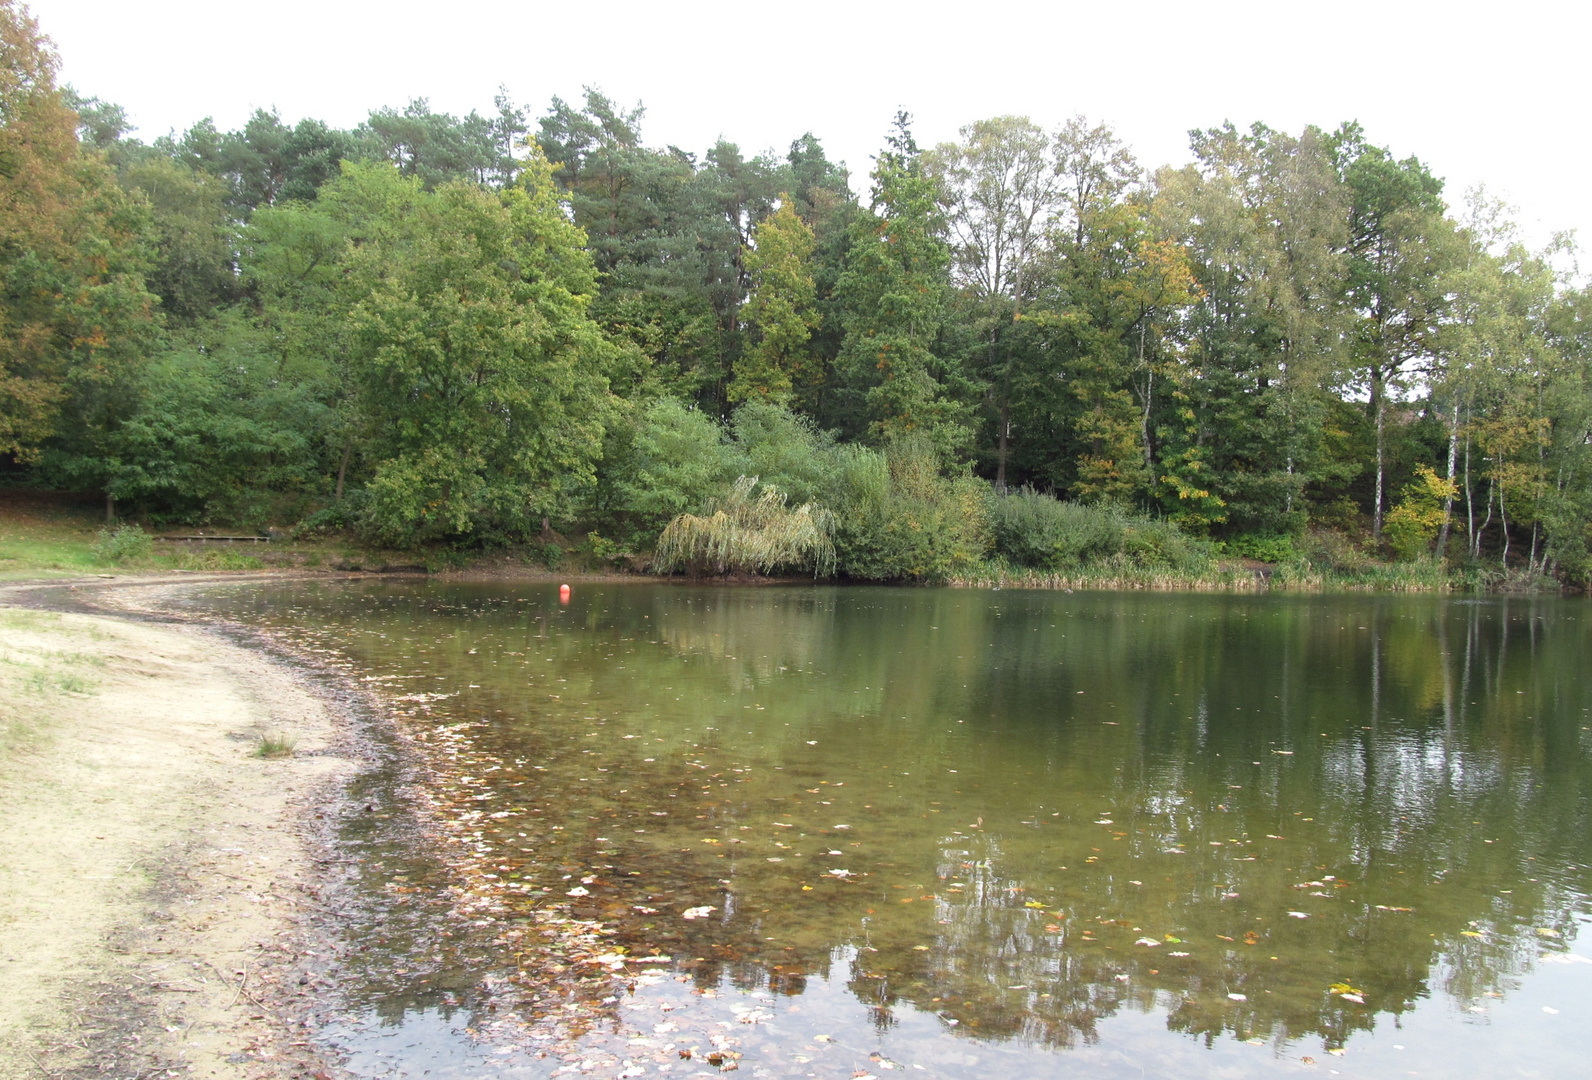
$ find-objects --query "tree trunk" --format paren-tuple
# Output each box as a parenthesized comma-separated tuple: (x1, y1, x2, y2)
(1498, 483, 1510, 567)
(1463, 418, 1475, 557)
(1475, 479, 1494, 561)
(1373, 394, 1386, 541)
(1437, 397, 1460, 555)
(105, 492, 115, 525)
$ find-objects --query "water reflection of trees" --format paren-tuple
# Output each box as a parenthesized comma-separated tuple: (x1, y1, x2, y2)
(195, 583, 1592, 1054)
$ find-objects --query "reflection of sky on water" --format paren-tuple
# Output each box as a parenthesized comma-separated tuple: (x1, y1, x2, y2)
(170, 583, 1592, 1078)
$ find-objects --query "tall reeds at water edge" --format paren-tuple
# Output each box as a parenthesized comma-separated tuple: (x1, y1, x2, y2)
(651, 476, 836, 577)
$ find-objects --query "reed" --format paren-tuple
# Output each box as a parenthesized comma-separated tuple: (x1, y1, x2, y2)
(652, 476, 836, 577)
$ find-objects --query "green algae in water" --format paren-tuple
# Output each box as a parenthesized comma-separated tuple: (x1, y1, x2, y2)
(182, 582, 1592, 1078)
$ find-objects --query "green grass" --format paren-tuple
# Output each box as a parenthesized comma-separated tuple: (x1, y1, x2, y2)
(954, 556, 1259, 592)
(252, 732, 297, 758)
(0, 609, 102, 759)
(0, 493, 372, 578)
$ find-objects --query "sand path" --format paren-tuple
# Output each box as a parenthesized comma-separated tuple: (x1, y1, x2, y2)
(0, 580, 358, 1079)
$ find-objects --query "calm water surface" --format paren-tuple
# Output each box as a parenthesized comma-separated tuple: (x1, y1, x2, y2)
(178, 582, 1592, 1079)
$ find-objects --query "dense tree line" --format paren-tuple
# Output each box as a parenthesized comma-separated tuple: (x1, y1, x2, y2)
(2, 2, 1589, 583)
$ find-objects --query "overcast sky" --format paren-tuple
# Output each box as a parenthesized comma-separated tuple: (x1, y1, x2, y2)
(31, 0, 1589, 254)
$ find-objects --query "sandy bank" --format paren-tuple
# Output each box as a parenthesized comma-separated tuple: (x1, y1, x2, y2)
(0, 589, 358, 1079)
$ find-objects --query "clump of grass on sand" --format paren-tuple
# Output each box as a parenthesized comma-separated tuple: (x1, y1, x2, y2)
(252, 732, 297, 759)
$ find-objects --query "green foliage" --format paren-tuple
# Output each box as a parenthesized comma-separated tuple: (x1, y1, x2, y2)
(1384, 465, 1458, 561)
(337, 156, 616, 546)
(91, 523, 151, 563)
(985, 487, 1212, 574)
(653, 476, 835, 577)
(831, 439, 991, 582)
(732, 199, 819, 405)
(595, 398, 748, 546)
(0, 5, 157, 460)
(986, 488, 1125, 569)
(1222, 533, 1300, 563)
(1, 48, 1587, 592)
(833, 114, 969, 454)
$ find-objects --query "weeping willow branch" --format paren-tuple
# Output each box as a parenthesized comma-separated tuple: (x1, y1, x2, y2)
(652, 476, 836, 577)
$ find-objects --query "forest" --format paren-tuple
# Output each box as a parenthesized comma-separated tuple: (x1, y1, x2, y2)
(2, 1, 1589, 588)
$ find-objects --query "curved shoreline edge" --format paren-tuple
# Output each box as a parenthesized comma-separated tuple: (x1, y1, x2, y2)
(0, 574, 382, 1080)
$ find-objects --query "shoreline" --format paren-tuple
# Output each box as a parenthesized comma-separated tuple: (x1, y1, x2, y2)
(0, 576, 376, 1080)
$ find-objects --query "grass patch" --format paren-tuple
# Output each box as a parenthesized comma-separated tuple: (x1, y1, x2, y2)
(21, 669, 95, 694)
(252, 731, 297, 759)
(955, 555, 1257, 591)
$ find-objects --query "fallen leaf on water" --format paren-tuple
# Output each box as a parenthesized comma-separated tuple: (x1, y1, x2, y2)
(1024, 900, 1047, 909)
(566, 886, 590, 897)
(1543, 1006, 1560, 1015)
(1228, 993, 1247, 1001)
(682, 906, 715, 920)
(1461, 930, 1485, 938)
(1135, 937, 1160, 947)
(1287, 911, 1310, 919)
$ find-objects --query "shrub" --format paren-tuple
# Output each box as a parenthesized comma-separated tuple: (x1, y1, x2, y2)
(986, 488, 1123, 570)
(653, 476, 836, 577)
(91, 524, 153, 564)
(985, 488, 1212, 574)
(1222, 532, 1300, 563)
(595, 399, 749, 547)
(1384, 465, 1457, 561)
(831, 439, 991, 583)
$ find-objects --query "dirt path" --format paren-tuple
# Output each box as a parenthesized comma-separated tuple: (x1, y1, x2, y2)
(0, 587, 358, 1079)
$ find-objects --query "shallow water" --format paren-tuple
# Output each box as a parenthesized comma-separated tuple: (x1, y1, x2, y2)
(178, 582, 1592, 1078)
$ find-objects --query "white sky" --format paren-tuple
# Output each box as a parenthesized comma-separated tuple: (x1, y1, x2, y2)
(31, 0, 1590, 256)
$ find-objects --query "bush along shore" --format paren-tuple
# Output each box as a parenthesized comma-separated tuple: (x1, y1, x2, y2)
(0, 403, 1567, 594)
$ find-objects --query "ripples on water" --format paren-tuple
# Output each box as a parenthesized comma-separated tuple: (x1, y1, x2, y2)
(176, 582, 1592, 1079)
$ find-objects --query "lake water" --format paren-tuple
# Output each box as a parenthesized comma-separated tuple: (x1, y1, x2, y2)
(176, 582, 1592, 1079)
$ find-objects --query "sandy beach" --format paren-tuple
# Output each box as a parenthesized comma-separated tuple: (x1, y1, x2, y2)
(0, 578, 359, 1079)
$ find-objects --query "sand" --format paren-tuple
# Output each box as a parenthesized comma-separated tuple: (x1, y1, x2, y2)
(0, 584, 357, 1079)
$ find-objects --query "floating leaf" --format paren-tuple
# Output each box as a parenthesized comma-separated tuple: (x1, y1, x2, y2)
(682, 906, 716, 919)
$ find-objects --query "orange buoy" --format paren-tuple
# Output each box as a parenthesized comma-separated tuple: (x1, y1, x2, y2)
(559, 583, 571, 604)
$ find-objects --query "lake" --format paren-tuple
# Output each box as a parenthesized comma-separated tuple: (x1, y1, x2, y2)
(175, 581, 1592, 1079)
